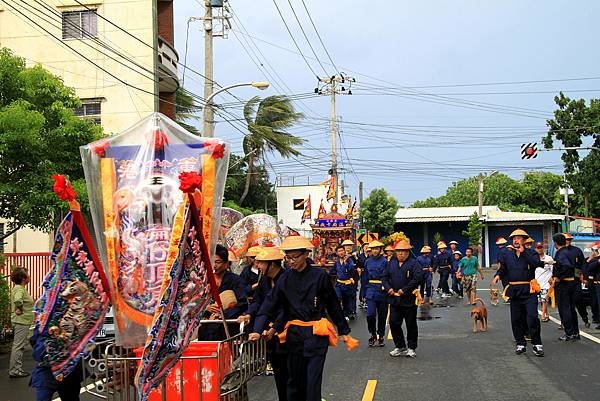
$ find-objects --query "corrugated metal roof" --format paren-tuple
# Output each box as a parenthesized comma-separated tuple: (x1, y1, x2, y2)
(395, 206, 499, 222)
(395, 206, 564, 223)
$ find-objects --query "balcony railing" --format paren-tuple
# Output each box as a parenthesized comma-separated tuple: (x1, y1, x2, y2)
(157, 36, 179, 93)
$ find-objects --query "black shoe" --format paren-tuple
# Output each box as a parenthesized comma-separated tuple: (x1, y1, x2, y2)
(377, 336, 385, 347)
(558, 324, 564, 330)
(571, 334, 581, 341)
(515, 345, 526, 354)
(532, 345, 544, 357)
(584, 321, 591, 329)
(558, 334, 571, 341)
(368, 335, 376, 347)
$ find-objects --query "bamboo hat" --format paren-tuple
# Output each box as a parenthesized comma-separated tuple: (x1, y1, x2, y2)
(420, 246, 431, 253)
(279, 235, 314, 251)
(394, 239, 413, 251)
(255, 246, 285, 261)
(368, 240, 385, 248)
(509, 229, 529, 238)
(384, 245, 395, 251)
(219, 290, 238, 309)
(563, 232, 573, 240)
(341, 239, 355, 246)
(524, 237, 535, 244)
(246, 246, 262, 257)
(449, 241, 459, 245)
(437, 241, 447, 249)
(495, 237, 508, 245)
(453, 250, 462, 255)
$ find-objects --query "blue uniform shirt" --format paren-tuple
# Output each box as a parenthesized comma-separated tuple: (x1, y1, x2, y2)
(383, 256, 422, 306)
(417, 255, 433, 272)
(365, 255, 388, 300)
(553, 246, 579, 280)
(433, 250, 453, 271)
(584, 256, 600, 281)
(495, 248, 542, 297)
(330, 257, 356, 281)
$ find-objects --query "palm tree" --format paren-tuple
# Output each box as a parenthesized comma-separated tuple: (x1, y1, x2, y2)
(175, 87, 202, 135)
(239, 95, 304, 205)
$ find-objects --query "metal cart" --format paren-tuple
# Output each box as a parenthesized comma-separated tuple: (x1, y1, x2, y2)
(82, 321, 267, 401)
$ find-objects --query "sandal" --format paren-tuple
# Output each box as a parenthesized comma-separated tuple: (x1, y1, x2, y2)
(541, 316, 549, 322)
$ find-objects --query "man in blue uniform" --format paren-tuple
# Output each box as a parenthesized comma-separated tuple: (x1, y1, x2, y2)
(342, 239, 359, 317)
(364, 240, 388, 347)
(330, 245, 358, 320)
(434, 241, 453, 298)
(250, 235, 351, 401)
(584, 242, 600, 329)
(552, 233, 581, 341)
(357, 243, 371, 309)
(563, 233, 596, 328)
(492, 229, 544, 356)
(417, 246, 434, 304)
(384, 239, 422, 358)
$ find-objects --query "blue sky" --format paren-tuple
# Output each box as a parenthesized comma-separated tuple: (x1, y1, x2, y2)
(173, 0, 600, 205)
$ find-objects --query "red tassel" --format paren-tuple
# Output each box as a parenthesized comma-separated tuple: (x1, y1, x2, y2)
(178, 171, 203, 193)
(51, 174, 76, 201)
(205, 140, 225, 159)
(153, 129, 169, 151)
(92, 139, 110, 157)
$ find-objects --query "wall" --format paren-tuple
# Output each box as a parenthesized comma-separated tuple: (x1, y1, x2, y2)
(0, 219, 52, 253)
(276, 185, 329, 237)
(394, 221, 469, 254)
(0, 0, 156, 135)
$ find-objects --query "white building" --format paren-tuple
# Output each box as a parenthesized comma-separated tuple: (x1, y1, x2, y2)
(276, 184, 329, 237)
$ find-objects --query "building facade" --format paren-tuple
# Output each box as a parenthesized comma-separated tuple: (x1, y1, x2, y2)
(0, 0, 179, 253)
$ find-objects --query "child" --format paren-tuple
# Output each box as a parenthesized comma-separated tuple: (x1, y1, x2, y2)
(451, 251, 464, 299)
(535, 242, 554, 322)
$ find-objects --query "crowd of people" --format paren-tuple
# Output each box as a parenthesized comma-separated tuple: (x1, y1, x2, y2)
(8, 228, 600, 401)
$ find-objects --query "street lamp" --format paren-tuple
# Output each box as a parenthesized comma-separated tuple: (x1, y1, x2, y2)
(203, 81, 270, 137)
(478, 170, 498, 217)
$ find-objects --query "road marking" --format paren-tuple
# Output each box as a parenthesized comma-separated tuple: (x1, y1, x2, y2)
(361, 380, 377, 401)
(52, 380, 100, 401)
(538, 309, 600, 344)
(387, 328, 393, 340)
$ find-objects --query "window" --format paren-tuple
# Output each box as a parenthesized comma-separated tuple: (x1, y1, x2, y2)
(74, 98, 102, 125)
(62, 10, 97, 39)
(293, 199, 305, 210)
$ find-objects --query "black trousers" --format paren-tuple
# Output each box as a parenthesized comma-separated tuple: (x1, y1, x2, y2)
(591, 283, 600, 322)
(510, 294, 541, 346)
(389, 304, 418, 349)
(557, 281, 579, 336)
(438, 268, 451, 294)
(366, 298, 387, 337)
(287, 352, 326, 401)
(270, 350, 289, 401)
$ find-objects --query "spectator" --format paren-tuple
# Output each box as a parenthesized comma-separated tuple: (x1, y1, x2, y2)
(458, 248, 484, 305)
(9, 267, 33, 379)
(535, 242, 554, 322)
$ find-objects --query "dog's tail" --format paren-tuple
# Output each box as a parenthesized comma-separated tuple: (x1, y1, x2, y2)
(474, 298, 485, 307)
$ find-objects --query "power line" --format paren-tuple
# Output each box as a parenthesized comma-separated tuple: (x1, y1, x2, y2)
(300, 0, 340, 74)
(271, 0, 318, 77)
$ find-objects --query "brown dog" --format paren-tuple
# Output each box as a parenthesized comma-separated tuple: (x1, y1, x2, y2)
(471, 298, 488, 332)
(489, 288, 499, 306)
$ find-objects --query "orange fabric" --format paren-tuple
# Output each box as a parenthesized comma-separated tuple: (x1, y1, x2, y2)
(561, 277, 575, 281)
(546, 286, 556, 308)
(278, 318, 338, 347)
(412, 289, 424, 306)
(529, 279, 541, 294)
(502, 281, 531, 301)
(337, 278, 354, 285)
(200, 154, 215, 250)
(344, 335, 360, 351)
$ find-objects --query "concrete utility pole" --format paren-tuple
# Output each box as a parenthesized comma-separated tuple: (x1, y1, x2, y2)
(316, 73, 355, 204)
(203, 1, 214, 137)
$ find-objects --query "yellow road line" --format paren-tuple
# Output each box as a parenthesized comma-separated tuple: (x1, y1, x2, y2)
(361, 380, 377, 401)
(387, 328, 393, 340)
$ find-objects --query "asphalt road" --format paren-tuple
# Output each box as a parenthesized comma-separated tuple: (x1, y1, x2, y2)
(2, 274, 600, 401)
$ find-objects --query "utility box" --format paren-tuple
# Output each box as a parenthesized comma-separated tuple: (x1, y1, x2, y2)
(210, 0, 224, 7)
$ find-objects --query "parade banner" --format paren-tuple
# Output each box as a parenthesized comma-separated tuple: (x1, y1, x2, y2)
(34, 175, 111, 380)
(80, 113, 229, 347)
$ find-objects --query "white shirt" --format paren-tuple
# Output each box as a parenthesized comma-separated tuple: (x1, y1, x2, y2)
(535, 254, 554, 290)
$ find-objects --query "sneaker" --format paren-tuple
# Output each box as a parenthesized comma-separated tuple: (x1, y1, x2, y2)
(377, 337, 385, 347)
(345, 317, 350, 323)
(389, 347, 407, 357)
(515, 345, 526, 355)
(8, 371, 29, 379)
(571, 334, 581, 341)
(441, 293, 451, 298)
(368, 335, 377, 347)
(405, 348, 416, 358)
(265, 362, 274, 376)
(532, 345, 544, 357)
(584, 321, 591, 329)
(558, 334, 571, 341)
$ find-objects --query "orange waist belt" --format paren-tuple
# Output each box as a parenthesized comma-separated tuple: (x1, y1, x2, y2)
(502, 279, 541, 301)
(279, 318, 338, 346)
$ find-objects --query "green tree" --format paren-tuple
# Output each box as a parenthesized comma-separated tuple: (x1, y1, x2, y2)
(224, 154, 276, 215)
(240, 95, 303, 205)
(0, 48, 103, 237)
(174, 87, 201, 136)
(412, 172, 564, 214)
(360, 188, 399, 236)
(543, 92, 600, 216)
(462, 212, 485, 248)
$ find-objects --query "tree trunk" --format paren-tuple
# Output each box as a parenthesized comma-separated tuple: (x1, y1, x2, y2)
(0, 225, 21, 242)
(238, 152, 254, 205)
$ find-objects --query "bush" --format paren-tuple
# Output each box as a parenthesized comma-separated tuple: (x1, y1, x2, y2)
(0, 254, 12, 343)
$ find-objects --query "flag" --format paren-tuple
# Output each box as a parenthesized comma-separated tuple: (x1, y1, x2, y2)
(295, 198, 308, 208)
(301, 195, 312, 224)
(318, 201, 326, 219)
(326, 177, 336, 201)
(34, 175, 111, 381)
(346, 201, 357, 221)
(136, 175, 221, 401)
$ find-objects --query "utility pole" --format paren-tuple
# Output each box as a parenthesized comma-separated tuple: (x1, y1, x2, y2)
(359, 181, 364, 229)
(316, 73, 355, 204)
(203, 0, 214, 137)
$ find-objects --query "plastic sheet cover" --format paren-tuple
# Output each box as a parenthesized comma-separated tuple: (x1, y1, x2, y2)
(80, 113, 229, 347)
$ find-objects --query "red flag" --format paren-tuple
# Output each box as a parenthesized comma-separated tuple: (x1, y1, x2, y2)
(318, 201, 326, 219)
(301, 195, 312, 224)
(326, 177, 336, 201)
